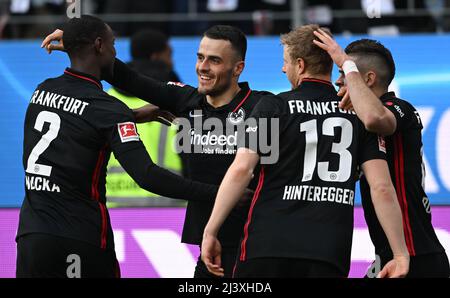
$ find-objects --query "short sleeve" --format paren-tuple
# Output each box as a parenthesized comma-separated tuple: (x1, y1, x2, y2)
(89, 98, 146, 156)
(358, 121, 387, 166)
(237, 94, 284, 157)
(383, 99, 417, 133)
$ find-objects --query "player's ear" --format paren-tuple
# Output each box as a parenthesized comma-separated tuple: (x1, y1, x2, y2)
(366, 71, 377, 88)
(94, 37, 103, 54)
(234, 60, 245, 77)
(297, 57, 306, 75)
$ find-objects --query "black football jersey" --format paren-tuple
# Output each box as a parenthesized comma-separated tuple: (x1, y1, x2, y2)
(18, 68, 218, 250)
(238, 79, 386, 275)
(360, 92, 445, 262)
(108, 59, 274, 248)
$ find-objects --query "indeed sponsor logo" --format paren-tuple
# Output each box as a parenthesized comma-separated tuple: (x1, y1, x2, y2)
(190, 130, 238, 147)
(175, 117, 280, 164)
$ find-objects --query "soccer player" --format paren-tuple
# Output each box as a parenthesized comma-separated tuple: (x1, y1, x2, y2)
(313, 32, 450, 277)
(17, 15, 223, 278)
(201, 25, 410, 278)
(41, 25, 274, 278)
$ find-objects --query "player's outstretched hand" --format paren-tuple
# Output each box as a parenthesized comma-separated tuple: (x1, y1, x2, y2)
(201, 233, 224, 277)
(312, 29, 349, 68)
(41, 29, 65, 54)
(377, 255, 409, 278)
(133, 104, 176, 126)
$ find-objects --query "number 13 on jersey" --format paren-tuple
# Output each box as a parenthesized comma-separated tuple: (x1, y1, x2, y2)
(300, 117, 353, 183)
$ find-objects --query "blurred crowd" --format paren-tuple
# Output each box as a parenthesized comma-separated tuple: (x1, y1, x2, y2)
(2, 0, 450, 39)
(1, 0, 450, 38)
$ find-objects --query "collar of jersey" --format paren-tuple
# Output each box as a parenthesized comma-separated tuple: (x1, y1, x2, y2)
(64, 68, 103, 90)
(297, 78, 334, 91)
(380, 91, 397, 102)
(202, 82, 251, 113)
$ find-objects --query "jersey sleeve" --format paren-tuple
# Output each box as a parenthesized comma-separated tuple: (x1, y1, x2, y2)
(89, 98, 219, 202)
(357, 121, 387, 166)
(105, 58, 197, 115)
(238, 94, 284, 159)
(383, 99, 417, 133)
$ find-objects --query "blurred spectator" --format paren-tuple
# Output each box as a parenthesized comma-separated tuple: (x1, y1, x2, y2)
(425, 0, 450, 32)
(103, 0, 171, 36)
(170, 0, 210, 36)
(128, 29, 180, 82)
(396, 0, 436, 32)
(4, 0, 66, 38)
(1, 0, 448, 38)
(444, 0, 450, 31)
(0, 0, 9, 38)
(106, 29, 185, 206)
(254, 0, 289, 35)
(331, 0, 438, 34)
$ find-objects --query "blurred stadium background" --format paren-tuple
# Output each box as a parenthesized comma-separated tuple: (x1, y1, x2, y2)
(1, 0, 450, 277)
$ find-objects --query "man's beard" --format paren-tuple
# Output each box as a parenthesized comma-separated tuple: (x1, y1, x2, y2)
(198, 82, 230, 97)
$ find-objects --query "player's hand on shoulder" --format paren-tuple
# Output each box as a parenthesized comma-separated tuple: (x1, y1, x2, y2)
(41, 29, 65, 54)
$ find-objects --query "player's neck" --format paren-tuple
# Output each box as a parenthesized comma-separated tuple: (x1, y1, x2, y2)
(297, 73, 331, 86)
(372, 87, 388, 98)
(69, 59, 101, 81)
(206, 83, 241, 108)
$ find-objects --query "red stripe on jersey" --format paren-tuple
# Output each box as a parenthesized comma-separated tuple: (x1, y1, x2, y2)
(396, 134, 416, 255)
(115, 258, 121, 278)
(98, 202, 108, 249)
(232, 89, 252, 113)
(64, 70, 102, 89)
(240, 166, 265, 261)
(91, 145, 107, 201)
(393, 135, 410, 253)
(393, 134, 416, 256)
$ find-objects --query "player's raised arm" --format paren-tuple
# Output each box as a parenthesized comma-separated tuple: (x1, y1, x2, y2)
(313, 29, 396, 136)
(361, 159, 410, 278)
(202, 148, 259, 276)
(41, 29, 189, 114)
(105, 58, 192, 113)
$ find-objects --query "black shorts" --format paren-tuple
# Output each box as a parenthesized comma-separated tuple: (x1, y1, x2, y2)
(16, 233, 120, 278)
(194, 246, 238, 278)
(365, 252, 450, 278)
(234, 257, 345, 278)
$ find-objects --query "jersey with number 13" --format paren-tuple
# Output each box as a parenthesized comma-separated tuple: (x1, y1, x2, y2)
(238, 79, 386, 275)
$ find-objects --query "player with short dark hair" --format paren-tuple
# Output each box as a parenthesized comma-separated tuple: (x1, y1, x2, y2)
(203, 25, 247, 61)
(129, 29, 180, 82)
(201, 25, 409, 278)
(314, 33, 450, 277)
(17, 15, 221, 278)
(344, 39, 396, 89)
(41, 24, 272, 278)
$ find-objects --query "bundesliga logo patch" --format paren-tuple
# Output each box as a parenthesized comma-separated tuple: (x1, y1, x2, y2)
(118, 122, 140, 143)
(378, 135, 386, 153)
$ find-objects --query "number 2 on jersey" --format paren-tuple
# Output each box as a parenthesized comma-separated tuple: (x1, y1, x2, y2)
(26, 111, 61, 177)
(300, 117, 353, 182)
